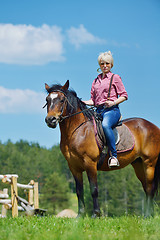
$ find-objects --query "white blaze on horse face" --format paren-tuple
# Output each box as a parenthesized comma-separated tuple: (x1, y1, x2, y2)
(50, 93, 58, 100)
(50, 93, 58, 108)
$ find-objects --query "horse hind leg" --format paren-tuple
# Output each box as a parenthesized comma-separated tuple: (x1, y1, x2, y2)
(131, 157, 154, 217)
(144, 153, 160, 217)
(131, 158, 146, 192)
(143, 155, 160, 217)
(144, 164, 156, 217)
(153, 153, 160, 196)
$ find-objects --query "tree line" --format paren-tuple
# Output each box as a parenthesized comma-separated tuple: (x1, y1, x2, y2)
(0, 140, 159, 216)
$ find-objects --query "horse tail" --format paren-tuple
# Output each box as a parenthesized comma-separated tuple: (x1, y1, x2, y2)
(153, 153, 160, 196)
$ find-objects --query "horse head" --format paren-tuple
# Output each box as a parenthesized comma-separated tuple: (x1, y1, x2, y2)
(44, 80, 69, 128)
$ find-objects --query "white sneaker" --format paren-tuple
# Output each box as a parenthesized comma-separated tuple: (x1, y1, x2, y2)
(108, 156, 120, 167)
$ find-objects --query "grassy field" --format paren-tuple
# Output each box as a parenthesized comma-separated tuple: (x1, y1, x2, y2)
(0, 215, 160, 240)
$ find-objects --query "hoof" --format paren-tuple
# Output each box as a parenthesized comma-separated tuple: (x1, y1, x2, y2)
(76, 210, 86, 218)
(91, 210, 101, 218)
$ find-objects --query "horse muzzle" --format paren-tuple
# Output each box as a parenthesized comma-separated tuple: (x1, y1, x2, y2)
(45, 116, 58, 128)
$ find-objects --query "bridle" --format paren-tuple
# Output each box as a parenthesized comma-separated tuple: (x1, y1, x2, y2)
(43, 90, 95, 123)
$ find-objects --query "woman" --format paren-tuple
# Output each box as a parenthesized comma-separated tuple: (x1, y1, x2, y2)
(83, 51, 128, 167)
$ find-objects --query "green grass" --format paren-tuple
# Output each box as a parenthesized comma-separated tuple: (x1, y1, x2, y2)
(0, 215, 160, 240)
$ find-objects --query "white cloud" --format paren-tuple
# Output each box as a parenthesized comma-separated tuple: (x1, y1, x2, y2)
(66, 24, 106, 48)
(0, 86, 46, 114)
(0, 23, 130, 65)
(0, 24, 65, 65)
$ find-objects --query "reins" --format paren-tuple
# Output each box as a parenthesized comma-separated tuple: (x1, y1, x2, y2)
(58, 103, 110, 123)
(58, 105, 95, 122)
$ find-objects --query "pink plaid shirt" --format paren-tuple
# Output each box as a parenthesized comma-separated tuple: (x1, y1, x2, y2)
(91, 71, 128, 106)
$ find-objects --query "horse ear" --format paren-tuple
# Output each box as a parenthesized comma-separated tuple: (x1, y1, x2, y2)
(45, 83, 50, 91)
(61, 80, 69, 91)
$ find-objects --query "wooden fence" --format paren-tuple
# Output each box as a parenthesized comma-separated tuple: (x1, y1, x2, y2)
(0, 174, 39, 218)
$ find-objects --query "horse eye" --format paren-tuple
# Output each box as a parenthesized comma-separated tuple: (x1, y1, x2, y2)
(60, 99, 65, 103)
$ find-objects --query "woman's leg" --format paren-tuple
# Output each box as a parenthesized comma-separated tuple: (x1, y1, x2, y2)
(102, 107, 120, 157)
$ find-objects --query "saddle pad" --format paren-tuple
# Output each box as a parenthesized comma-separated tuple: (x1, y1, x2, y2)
(93, 117, 135, 153)
(115, 124, 135, 153)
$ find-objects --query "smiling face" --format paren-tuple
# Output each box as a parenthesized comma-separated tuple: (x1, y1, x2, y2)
(99, 60, 112, 74)
(98, 51, 114, 75)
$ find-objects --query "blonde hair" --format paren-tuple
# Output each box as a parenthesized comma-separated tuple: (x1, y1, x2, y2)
(98, 51, 114, 67)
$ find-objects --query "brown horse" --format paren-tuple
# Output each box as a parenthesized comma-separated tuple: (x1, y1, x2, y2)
(44, 80, 160, 217)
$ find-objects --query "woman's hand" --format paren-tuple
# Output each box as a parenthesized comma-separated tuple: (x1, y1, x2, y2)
(105, 100, 115, 108)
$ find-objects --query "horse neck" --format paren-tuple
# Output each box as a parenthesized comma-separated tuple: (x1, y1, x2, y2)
(59, 109, 88, 140)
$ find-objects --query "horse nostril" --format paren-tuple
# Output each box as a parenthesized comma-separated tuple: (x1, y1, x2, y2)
(45, 116, 56, 124)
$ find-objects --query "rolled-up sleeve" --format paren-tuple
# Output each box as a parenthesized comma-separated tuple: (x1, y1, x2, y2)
(114, 74, 128, 100)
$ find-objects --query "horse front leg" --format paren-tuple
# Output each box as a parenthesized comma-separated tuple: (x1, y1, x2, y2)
(73, 172, 85, 217)
(86, 166, 101, 218)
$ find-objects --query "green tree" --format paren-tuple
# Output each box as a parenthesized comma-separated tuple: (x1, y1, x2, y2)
(40, 172, 71, 214)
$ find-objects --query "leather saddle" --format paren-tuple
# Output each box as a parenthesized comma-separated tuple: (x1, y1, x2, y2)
(93, 112, 134, 153)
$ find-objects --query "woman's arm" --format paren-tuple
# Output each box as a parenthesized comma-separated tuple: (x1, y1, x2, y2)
(82, 99, 94, 106)
(114, 96, 127, 105)
(105, 96, 127, 108)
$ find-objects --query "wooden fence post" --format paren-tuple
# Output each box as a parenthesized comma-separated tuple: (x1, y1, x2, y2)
(34, 182, 39, 209)
(11, 176, 18, 217)
(28, 189, 34, 206)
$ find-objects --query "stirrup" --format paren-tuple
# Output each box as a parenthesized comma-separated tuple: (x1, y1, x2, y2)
(108, 156, 120, 167)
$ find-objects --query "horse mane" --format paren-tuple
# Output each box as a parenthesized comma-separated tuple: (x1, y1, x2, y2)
(46, 84, 94, 120)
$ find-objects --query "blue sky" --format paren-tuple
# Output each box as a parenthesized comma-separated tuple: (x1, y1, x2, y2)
(0, 0, 160, 148)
